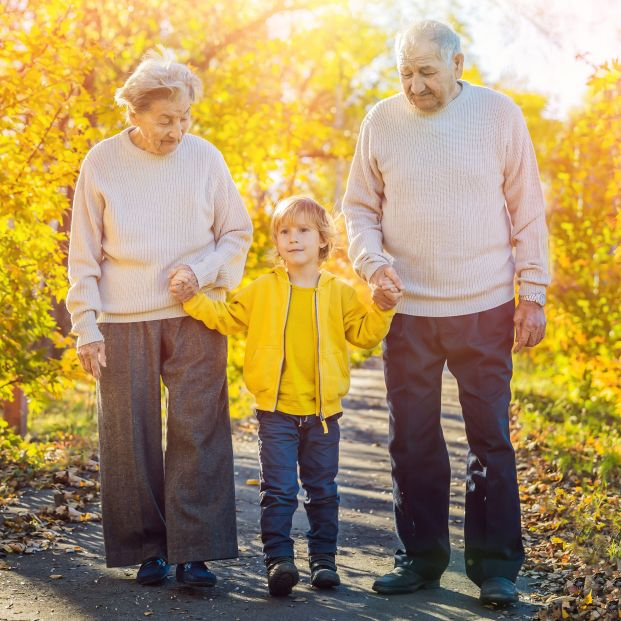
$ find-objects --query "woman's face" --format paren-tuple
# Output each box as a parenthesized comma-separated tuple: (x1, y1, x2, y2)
(129, 91, 192, 155)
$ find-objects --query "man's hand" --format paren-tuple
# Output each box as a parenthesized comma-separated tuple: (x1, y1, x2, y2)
(370, 265, 404, 311)
(77, 341, 106, 379)
(169, 264, 199, 303)
(513, 300, 546, 353)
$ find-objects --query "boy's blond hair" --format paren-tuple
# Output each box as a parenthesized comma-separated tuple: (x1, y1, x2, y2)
(271, 196, 337, 262)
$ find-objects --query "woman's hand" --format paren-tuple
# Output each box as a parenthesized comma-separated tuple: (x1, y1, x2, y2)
(77, 341, 107, 379)
(169, 264, 199, 303)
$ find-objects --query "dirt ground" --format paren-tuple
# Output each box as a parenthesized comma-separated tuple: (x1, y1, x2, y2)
(0, 363, 539, 620)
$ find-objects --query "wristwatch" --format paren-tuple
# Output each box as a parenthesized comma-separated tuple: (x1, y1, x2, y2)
(519, 292, 546, 307)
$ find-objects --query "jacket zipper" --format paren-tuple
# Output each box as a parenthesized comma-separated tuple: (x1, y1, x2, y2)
(314, 288, 328, 434)
(272, 282, 293, 412)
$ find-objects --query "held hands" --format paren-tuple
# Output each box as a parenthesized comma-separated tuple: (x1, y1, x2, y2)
(513, 300, 546, 353)
(168, 264, 200, 303)
(77, 340, 106, 379)
(370, 265, 404, 311)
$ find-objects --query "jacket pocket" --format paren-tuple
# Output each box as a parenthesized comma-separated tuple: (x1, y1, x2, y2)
(321, 350, 350, 403)
(243, 346, 281, 400)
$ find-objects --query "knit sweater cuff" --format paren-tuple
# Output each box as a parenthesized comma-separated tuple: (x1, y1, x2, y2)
(518, 282, 547, 297)
(75, 315, 104, 348)
(188, 257, 229, 291)
(360, 256, 392, 283)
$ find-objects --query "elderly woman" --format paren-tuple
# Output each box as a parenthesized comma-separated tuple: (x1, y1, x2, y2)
(66, 49, 252, 586)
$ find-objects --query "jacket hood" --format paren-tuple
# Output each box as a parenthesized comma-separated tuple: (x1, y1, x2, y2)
(271, 265, 337, 289)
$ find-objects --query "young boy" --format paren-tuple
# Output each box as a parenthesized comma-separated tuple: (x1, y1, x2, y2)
(169, 196, 401, 596)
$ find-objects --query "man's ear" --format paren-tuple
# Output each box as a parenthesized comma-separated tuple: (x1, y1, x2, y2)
(453, 53, 464, 79)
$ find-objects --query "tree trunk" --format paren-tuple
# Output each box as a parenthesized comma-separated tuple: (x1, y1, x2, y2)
(2, 386, 28, 437)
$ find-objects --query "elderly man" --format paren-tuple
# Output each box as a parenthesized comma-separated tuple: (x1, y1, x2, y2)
(342, 20, 549, 605)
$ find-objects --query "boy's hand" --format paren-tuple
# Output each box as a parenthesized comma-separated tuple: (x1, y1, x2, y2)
(378, 277, 400, 293)
(377, 286, 403, 310)
(168, 265, 199, 303)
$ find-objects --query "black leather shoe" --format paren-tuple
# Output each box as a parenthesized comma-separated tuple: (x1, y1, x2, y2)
(372, 555, 440, 594)
(136, 557, 170, 585)
(480, 577, 518, 605)
(176, 561, 217, 587)
(309, 553, 340, 589)
(266, 557, 299, 597)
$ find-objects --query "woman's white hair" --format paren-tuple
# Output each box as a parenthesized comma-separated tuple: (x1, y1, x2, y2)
(395, 20, 461, 66)
(115, 46, 203, 117)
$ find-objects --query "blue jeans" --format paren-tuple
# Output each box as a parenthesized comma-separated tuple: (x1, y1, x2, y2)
(256, 410, 341, 561)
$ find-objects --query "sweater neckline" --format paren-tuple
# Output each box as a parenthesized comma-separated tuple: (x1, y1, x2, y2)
(119, 127, 183, 160)
(405, 80, 471, 118)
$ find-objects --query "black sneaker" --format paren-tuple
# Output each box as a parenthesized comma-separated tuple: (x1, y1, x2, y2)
(136, 557, 170, 585)
(309, 553, 340, 589)
(266, 557, 299, 597)
(176, 561, 217, 587)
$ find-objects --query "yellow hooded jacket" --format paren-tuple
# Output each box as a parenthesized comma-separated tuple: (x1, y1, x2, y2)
(183, 266, 395, 428)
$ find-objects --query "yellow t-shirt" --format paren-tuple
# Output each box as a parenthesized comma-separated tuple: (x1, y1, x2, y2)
(276, 285, 317, 415)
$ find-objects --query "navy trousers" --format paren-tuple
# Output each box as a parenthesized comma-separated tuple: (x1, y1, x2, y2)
(383, 301, 524, 586)
(256, 410, 341, 561)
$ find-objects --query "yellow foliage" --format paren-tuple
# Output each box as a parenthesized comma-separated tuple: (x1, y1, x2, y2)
(525, 61, 621, 417)
(2, 1, 618, 426)
(0, 0, 394, 414)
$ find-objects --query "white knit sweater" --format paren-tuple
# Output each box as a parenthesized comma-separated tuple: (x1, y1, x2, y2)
(342, 81, 550, 317)
(67, 128, 253, 347)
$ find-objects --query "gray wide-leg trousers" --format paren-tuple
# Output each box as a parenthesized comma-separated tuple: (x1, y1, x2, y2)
(97, 317, 238, 568)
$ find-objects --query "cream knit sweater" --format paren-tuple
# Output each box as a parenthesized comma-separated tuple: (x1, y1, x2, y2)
(342, 81, 550, 317)
(67, 128, 253, 347)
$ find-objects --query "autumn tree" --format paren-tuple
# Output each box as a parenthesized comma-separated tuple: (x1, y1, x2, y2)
(530, 60, 621, 414)
(0, 0, 395, 416)
(0, 1, 102, 405)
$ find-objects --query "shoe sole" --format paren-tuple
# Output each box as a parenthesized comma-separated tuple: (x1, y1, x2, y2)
(372, 578, 440, 595)
(269, 571, 299, 597)
(480, 592, 519, 605)
(176, 575, 217, 588)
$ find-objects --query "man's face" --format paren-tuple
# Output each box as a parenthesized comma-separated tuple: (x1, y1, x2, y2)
(398, 37, 464, 113)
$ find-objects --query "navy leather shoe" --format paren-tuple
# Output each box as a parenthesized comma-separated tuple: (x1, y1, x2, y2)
(176, 561, 217, 587)
(480, 577, 519, 605)
(136, 557, 170, 585)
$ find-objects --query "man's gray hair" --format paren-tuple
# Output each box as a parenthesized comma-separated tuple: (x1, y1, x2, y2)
(395, 20, 461, 66)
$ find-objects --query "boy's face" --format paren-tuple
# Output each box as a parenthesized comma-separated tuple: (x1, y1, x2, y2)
(276, 218, 327, 268)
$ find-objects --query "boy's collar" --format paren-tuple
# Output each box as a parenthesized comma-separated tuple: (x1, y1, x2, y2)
(272, 265, 335, 288)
